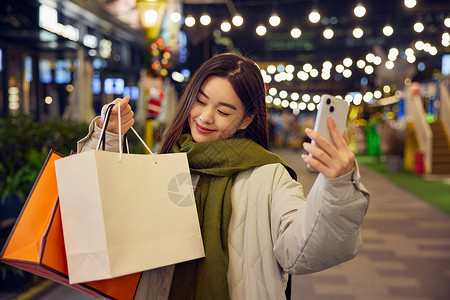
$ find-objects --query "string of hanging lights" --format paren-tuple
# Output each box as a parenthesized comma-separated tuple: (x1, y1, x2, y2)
(174, 0, 448, 111)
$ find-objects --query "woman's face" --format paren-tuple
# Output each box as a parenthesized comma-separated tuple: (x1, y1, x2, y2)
(188, 76, 254, 143)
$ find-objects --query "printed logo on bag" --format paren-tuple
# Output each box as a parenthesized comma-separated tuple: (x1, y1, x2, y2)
(167, 172, 194, 207)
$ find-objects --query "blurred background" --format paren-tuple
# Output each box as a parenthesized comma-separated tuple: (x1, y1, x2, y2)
(0, 0, 449, 299)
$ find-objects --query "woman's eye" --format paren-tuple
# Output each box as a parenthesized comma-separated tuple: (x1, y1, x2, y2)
(218, 110, 230, 116)
(196, 99, 206, 105)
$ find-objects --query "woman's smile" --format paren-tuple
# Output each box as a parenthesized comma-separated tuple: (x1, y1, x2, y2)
(195, 122, 216, 134)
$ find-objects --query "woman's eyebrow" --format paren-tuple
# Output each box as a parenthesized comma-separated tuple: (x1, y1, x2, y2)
(218, 102, 237, 110)
(199, 90, 209, 98)
(199, 89, 237, 110)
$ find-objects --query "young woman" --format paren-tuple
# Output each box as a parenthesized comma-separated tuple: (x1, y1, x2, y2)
(78, 53, 369, 300)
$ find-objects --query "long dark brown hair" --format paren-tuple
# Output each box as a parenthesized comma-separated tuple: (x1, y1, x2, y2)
(159, 53, 269, 153)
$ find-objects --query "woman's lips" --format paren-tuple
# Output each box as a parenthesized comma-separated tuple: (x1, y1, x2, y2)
(196, 122, 215, 134)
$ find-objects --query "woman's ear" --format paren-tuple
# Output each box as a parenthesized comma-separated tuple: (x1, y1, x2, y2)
(239, 114, 255, 130)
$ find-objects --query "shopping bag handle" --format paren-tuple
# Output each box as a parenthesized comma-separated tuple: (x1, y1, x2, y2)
(96, 103, 156, 163)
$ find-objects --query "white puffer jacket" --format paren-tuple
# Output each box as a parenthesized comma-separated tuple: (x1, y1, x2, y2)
(78, 117, 370, 300)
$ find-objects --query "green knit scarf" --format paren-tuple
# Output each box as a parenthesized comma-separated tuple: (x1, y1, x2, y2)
(168, 134, 296, 300)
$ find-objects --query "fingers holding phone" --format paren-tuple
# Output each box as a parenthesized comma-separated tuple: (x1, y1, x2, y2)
(99, 96, 135, 134)
(302, 95, 354, 178)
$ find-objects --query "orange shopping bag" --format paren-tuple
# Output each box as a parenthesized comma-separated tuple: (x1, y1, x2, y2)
(0, 150, 142, 300)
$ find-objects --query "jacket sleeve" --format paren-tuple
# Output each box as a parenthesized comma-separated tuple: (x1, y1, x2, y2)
(77, 116, 123, 153)
(271, 163, 370, 275)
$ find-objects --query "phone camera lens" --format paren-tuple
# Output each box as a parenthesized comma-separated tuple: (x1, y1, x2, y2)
(329, 106, 335, 112)
(326, 98, 331, 105)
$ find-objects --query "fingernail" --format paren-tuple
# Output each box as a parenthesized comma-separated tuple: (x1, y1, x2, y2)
(305, 128, 311, 134)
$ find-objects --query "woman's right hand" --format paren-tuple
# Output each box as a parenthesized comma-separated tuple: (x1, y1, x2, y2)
(99, 96, 135, 134)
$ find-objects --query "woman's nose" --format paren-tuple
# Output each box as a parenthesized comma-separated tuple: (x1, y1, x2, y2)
(200, 110, 214, 124)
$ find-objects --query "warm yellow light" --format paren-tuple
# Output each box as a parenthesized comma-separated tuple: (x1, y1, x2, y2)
(343, 58, 353, 67)
(407, 55, 416, 63)
(357, 60, 366, 68)
(323, 61, 332, 69)
(343, 69, 352, 78)
(286, 64, 295, 73)
(309, 9, 321, 23)
(385, 61, 395, 70)
(414, 22, 424, 33)
(221, 21, 231, 32)
(373, 56, 382, 65)
(136, 0, 168, 39)
(297, 71, 309, 81)
(291, 92, 300, 101)
(321, 72, 331, 80)
(269, 87, 277, 96)
(366, 53, 375, 62)
(335, 64, 344, 73)
(323, 28, 334, 39)
(200, 14, 211, 26)
(404, 0, 417, 9)
(353, 27, 364, 38)
(374, 90, 382, 98)
(354, 3, 366, 18)
(303, 63, 313, 72)
(429, 46, 438, 56)
(144, 10, 158, 26)
(170, 12, 181, 23)
(185, 15, 195, 27)
(405, 48, 415, 56)
(291, 27, 302, 38)
(364, 65, 374, 74)
(267, 65, 276, 74)
(269, 14, 281, 27)
(232, 14, 244, 26)
(383, 25, 394, 36)
(256, 25, 267, 36)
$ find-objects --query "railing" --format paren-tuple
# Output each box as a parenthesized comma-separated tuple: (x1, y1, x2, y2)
(439, 77, 450, 141)
(404, 85, 433, 174)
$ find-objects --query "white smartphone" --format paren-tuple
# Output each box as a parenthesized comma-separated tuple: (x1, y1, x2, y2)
(307, 94, 350, 171)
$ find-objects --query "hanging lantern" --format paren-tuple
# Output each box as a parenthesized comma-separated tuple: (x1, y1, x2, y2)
(136, 0, 168, 40)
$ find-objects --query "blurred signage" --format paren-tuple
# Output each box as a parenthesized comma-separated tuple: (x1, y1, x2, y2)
(39, 4, 79, 42)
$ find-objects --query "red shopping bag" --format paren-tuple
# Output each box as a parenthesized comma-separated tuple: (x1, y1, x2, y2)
(0, 150, 141, 300)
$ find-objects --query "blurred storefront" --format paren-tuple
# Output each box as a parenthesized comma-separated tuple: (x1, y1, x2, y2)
(0, 0, 146, 122)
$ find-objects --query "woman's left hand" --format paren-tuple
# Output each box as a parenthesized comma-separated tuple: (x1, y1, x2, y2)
(301, 116, 355, 178)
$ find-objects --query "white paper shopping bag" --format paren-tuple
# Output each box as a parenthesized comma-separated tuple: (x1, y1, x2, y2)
(54, 104, 204, 284)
